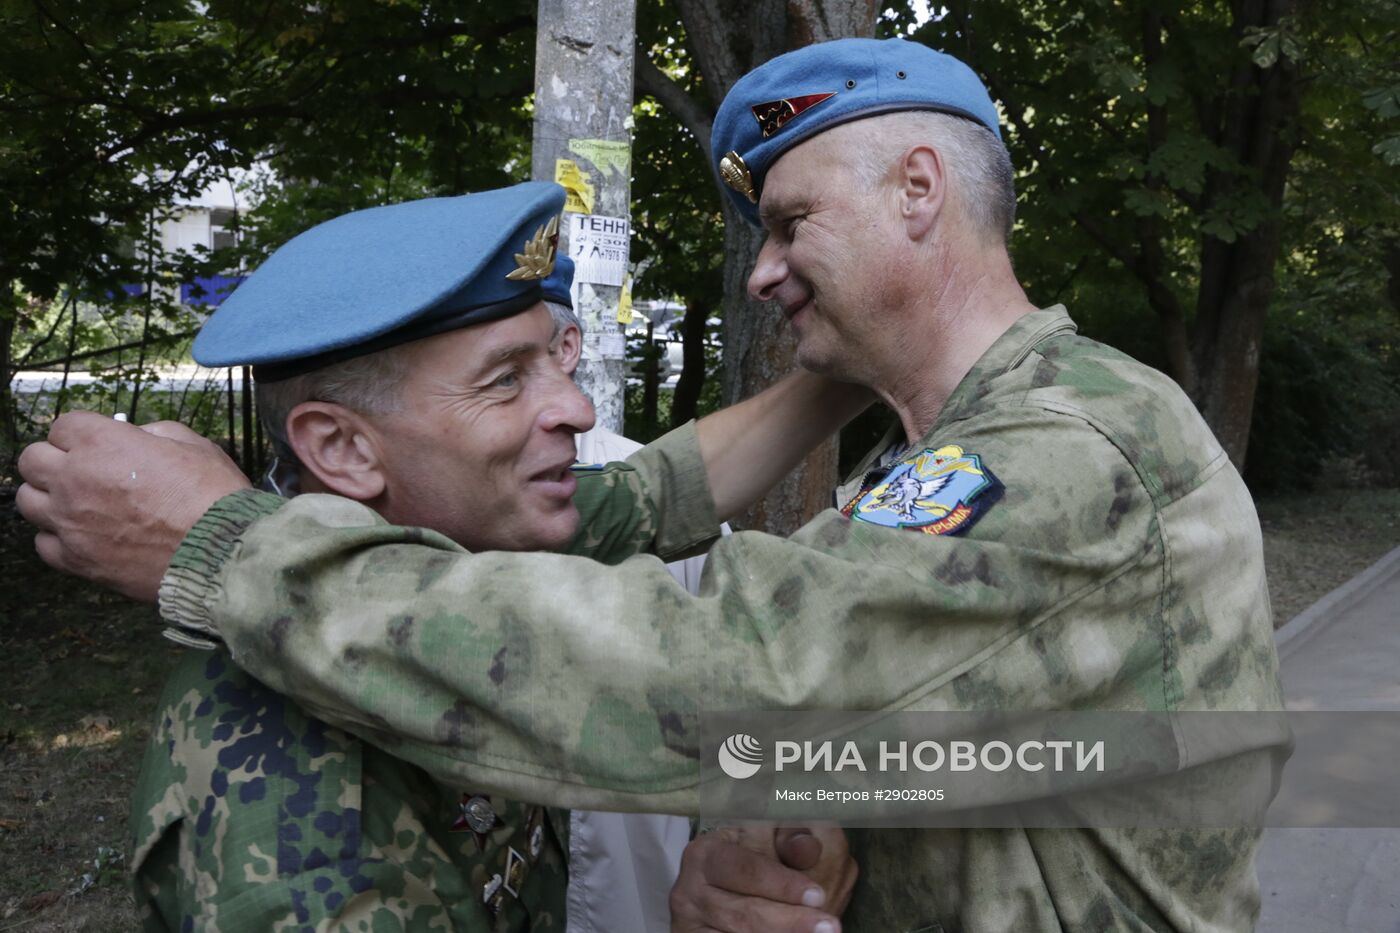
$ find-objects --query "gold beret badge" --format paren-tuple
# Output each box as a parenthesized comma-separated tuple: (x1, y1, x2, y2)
(506, 214, 560, 281)
(719, 150, 757, 204)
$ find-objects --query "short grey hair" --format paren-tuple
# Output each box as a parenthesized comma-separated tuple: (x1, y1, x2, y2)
(545, 300, 581, 338)
(256, 346, 412, 463)
(830, 110, 1015, 244)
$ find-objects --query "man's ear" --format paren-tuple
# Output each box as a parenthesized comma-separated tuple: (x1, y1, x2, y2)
(556, 323, 583, 376)
(896, 145, 947, 241)
(284, 402, 386, 501)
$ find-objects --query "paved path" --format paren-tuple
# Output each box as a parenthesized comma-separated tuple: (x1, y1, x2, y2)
(1256, 546, 1400, 932)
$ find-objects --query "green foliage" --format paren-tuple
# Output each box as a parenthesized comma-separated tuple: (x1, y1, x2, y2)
(5, 0, 1399, 484)
(883, 0, 1400, 482)
(0, 0, 537, 460)
(1247, 307, 1400, 491)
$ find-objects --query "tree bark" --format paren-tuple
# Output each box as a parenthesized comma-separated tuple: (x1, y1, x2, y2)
(0, 308, 16, 464)
(1190, 0, 1301, 468)
(666, 0, 876, 533)
(0, 267, 21, 464)
(1383, 237, 1400, 316)
(670, 293, 710, 427)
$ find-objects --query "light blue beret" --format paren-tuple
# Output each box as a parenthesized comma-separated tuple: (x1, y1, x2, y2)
(711, 38, 1002, 225)
(193, 181, 570, 381)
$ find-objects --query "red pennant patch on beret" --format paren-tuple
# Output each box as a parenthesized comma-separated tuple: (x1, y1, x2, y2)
(751, 92, 836, 138)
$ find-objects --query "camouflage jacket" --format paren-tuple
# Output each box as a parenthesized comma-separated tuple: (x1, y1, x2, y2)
(158, 308, 1286, 932)
(130, 650, 569, 931)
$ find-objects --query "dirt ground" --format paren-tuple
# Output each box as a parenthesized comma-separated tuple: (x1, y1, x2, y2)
(1, 485, 1398, 930)
(1257, 488, 1400, 625)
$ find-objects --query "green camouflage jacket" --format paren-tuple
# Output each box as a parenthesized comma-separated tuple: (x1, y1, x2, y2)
(158, 308, 1285, 932)
(130, 649, 569, 931)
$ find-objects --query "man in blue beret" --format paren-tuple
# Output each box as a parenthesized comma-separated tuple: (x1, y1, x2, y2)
(20, 38, 1283, 932)
(63, 183, 862, 930)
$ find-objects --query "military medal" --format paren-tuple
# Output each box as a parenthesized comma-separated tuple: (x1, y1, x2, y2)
(526, 806, 545, 858)
(503, 846, 527, 897)
(482, 872, 505, 916)
(450, 793, 503, 851)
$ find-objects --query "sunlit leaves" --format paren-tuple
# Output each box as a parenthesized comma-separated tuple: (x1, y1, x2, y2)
(1240, 19, 1303, 69)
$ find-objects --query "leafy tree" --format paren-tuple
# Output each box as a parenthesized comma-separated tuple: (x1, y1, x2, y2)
(0, 0, 537, 465)
(8, 0, 1395, 498)
(898, 0, 1399, 471)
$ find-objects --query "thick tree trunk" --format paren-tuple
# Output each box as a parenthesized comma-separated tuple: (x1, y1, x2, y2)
(670, 0, 876, 532)
(1190, 0, 1300, 468)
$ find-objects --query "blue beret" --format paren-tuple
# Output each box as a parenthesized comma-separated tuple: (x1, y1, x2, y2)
(541, 255, 574, 308)
(193, 181, 570, 381)
(711, 38, 1002, 225)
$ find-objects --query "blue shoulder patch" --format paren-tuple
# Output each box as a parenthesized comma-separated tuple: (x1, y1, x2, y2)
(845, 445, 1000, 535)
(569, 462, 606, 472)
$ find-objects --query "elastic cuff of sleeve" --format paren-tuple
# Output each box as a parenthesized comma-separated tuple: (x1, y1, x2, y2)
(632, 420, 723, 560)
(157, 489, 287, 640)
(160, 626, 222, 650)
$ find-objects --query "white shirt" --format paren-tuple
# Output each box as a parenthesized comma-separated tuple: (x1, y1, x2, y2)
(567, 428, 724, 932)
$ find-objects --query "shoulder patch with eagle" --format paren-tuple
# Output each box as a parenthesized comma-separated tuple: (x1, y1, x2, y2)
(844, 445, 1001, 536)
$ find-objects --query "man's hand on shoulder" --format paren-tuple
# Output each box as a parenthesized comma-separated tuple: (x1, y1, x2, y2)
(670, 824, 856, 933)
(16, 412, 251, 602)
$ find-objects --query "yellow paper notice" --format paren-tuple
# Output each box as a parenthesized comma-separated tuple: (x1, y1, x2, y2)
(554, 159, 595, 214)
(568, 138, 631, 178)
(617, 274, 634, 325)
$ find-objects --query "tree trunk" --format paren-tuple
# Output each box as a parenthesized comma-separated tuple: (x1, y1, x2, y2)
(1383, 237, 1400, 316)
(0, 309, 16, 466)
(0, 268, 22, 466)
(670, 0, 877, 532)
(1190, 0, 1301, 468)
(671, 294, 710, 427)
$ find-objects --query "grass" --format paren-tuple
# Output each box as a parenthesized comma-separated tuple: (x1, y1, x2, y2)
(1, 483, 1397, 929)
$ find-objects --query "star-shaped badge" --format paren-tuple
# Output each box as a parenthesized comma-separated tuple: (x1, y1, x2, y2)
(449, 792, 503, 852)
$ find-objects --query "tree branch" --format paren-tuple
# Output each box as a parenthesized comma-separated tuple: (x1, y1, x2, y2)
(22, 329, 197, 371)
(13, 293, 75, 367)
(635, 51, 714, 166)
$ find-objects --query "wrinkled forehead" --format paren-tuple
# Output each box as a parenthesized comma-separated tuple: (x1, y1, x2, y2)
(756, 132, 849, 217)
(395, 302, 557, 384)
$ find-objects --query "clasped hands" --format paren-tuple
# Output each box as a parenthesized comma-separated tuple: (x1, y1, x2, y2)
(671, 824, 857, 933)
